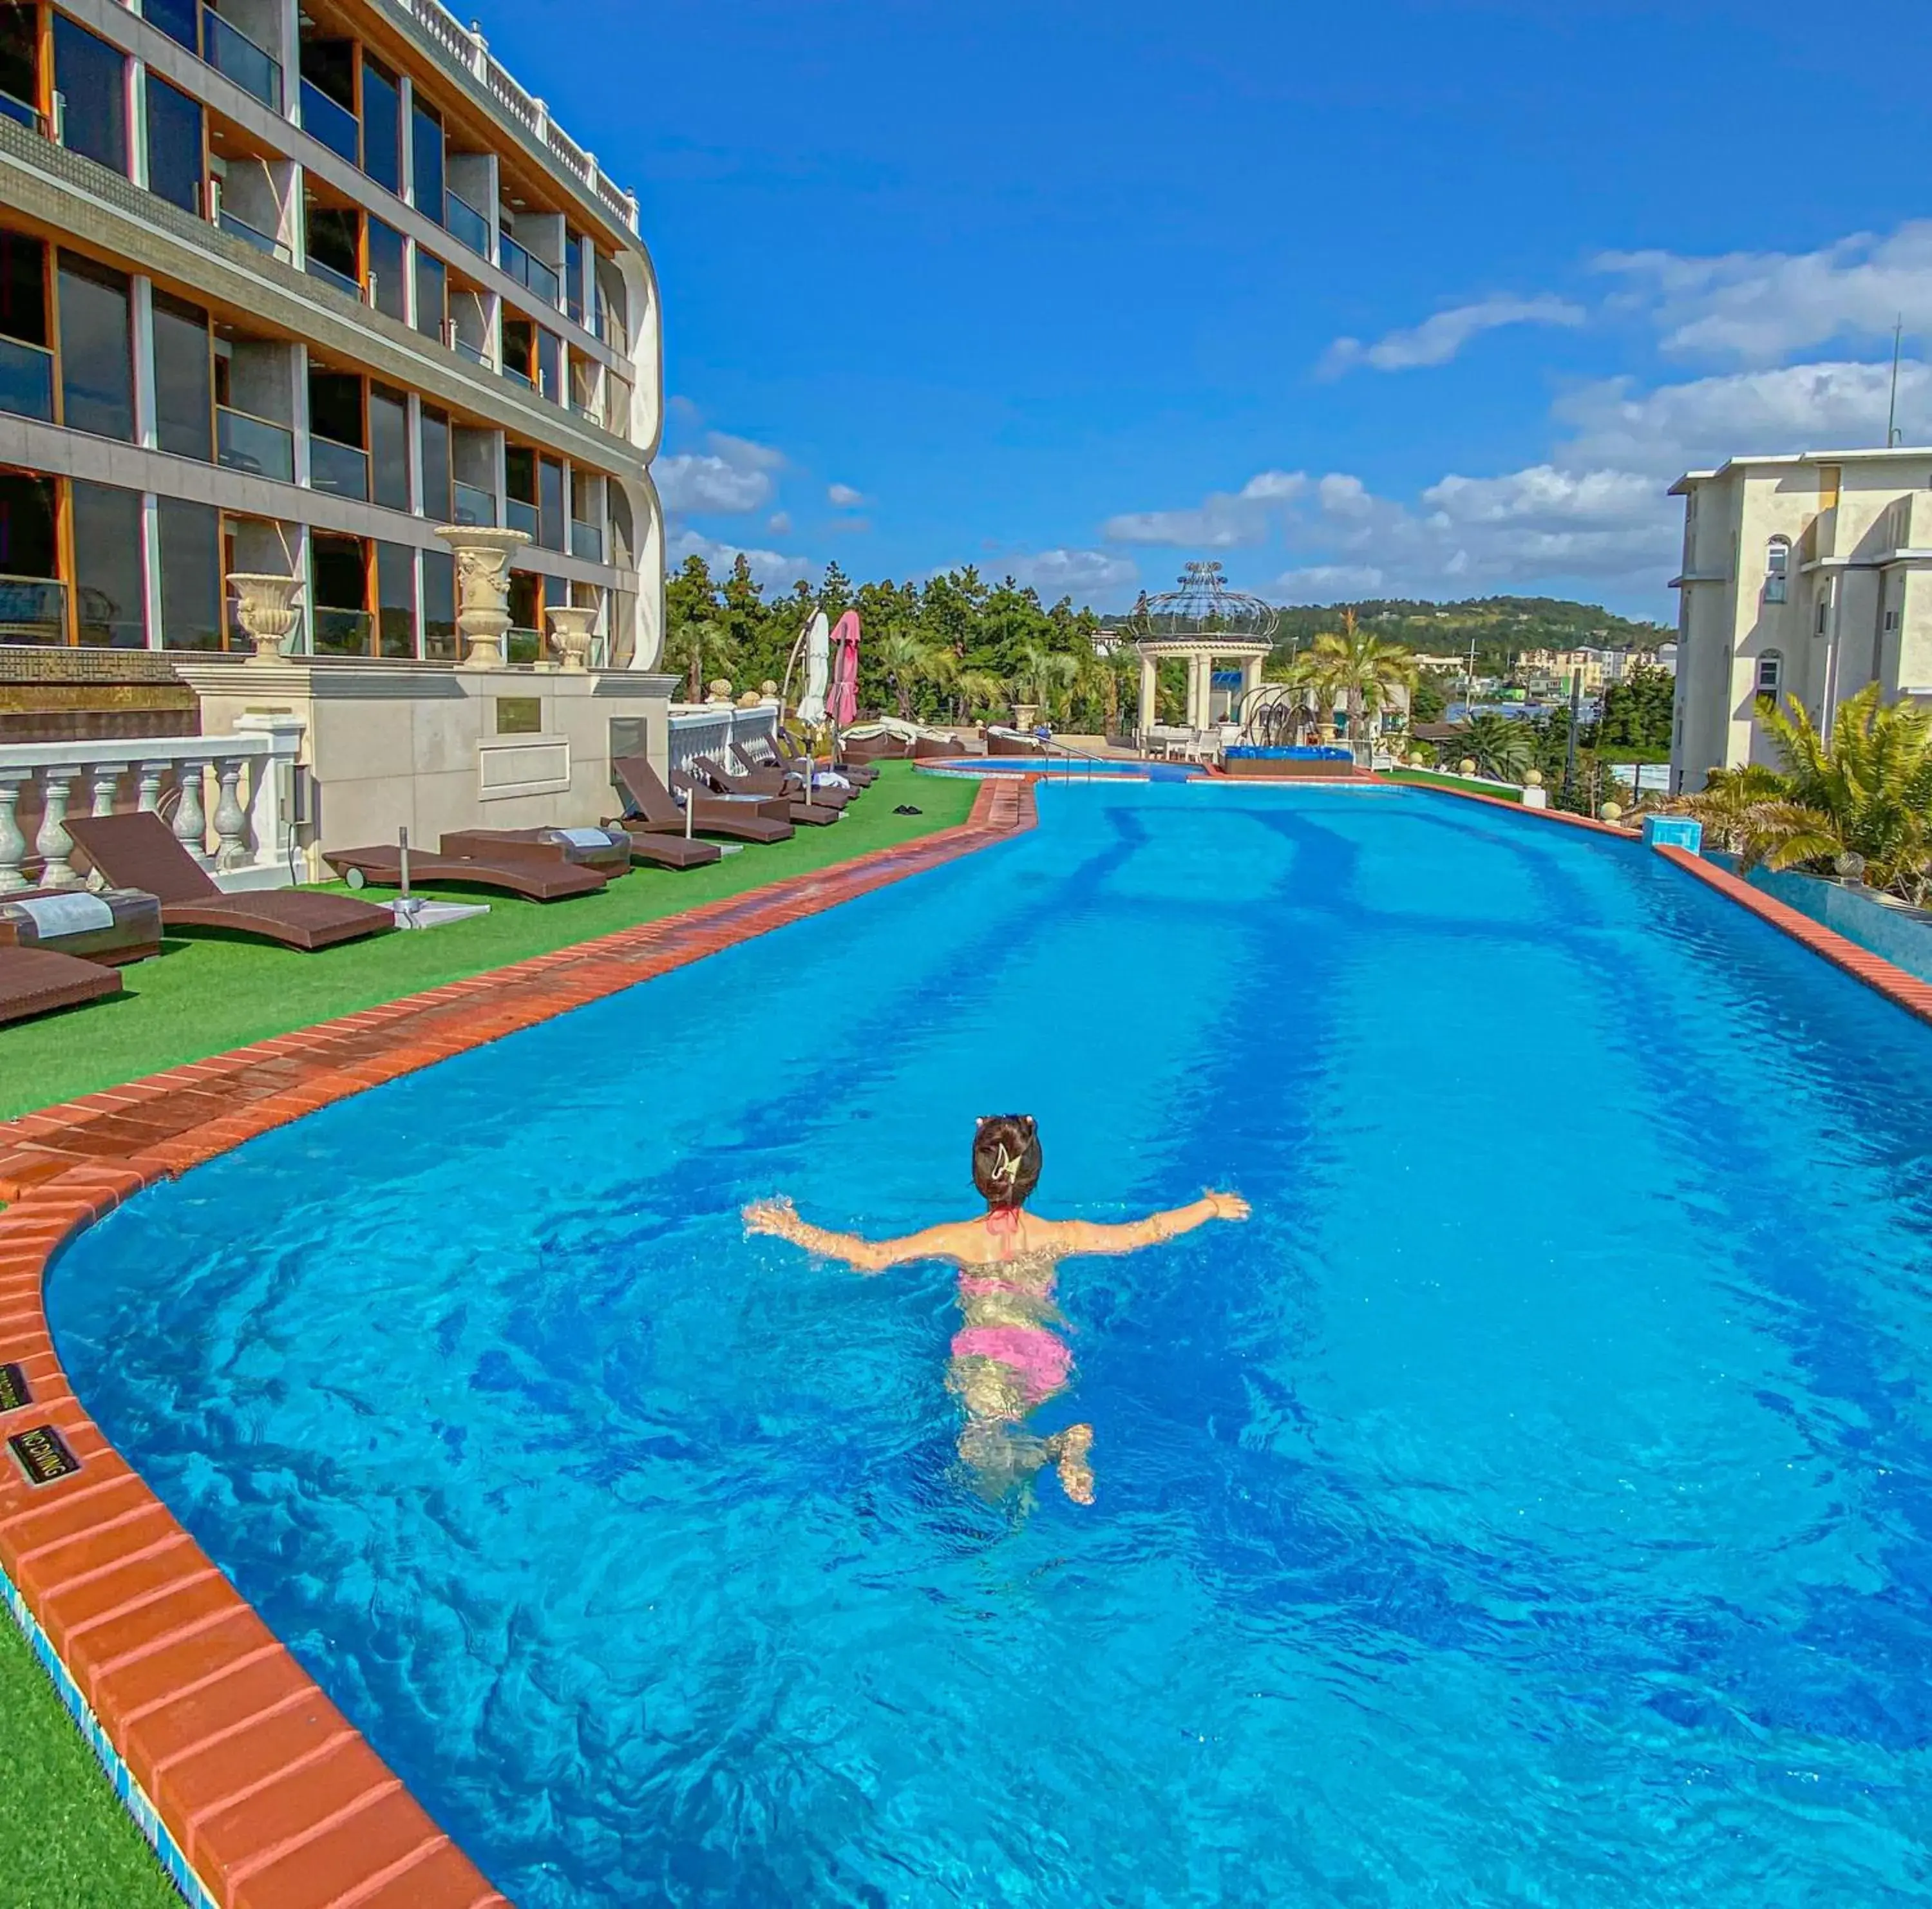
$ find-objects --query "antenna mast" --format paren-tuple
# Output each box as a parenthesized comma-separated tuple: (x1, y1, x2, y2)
(1888, 315, 1904, 446)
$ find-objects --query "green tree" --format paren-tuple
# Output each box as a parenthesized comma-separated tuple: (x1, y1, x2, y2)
(1596, 661, 1676, 759)
(1410, 674, 1448, 725)
(1291, 609, 1419, 748)
(1011, 641, 1078, 722)
(1463, 712, 1535, 783)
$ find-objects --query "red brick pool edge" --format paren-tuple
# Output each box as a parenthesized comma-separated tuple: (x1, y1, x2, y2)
(0, 775, 1034, 1909)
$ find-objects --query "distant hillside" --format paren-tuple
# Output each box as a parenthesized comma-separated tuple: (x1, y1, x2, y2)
(1270, 595, 1673, 663)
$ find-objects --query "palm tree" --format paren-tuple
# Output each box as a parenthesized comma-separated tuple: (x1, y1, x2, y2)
(1462, 711, 1535, 783)
(1728, 685, 1932, 901)
(1011, 642, 1078, 723)
(683, 614, 732, 703)
(873, 629, 935, 721)
(1289, 610, 1417, 754)
(954, 670, 1008, 721)
(1672, 762, 1790, 855)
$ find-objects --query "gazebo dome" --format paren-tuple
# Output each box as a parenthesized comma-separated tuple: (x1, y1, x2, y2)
(1127, 562, 1280, 645)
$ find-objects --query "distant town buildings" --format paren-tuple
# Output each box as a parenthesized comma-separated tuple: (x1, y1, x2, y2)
(1669, 448, 1932, 792)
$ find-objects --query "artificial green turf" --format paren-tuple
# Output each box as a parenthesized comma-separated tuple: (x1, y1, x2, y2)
(0, 763, 978, 1121)
(0, 1610, 182, 1909)
(1386, 768, 1525, 801)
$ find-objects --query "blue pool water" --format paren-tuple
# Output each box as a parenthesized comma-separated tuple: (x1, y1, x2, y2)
(48, 785, 1932, 1906)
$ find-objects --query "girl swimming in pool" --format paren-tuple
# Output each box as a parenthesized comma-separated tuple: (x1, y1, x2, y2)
(743, 1115, 1249, 1504)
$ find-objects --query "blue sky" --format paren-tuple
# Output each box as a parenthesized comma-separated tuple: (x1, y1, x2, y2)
(491, 0, 1932, 618)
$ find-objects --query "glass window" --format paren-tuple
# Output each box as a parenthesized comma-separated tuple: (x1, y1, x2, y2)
(151, 290, 212, 461)
(361, 54, 400, 193)
(52, 18, 126, 175)
(73, 480, 146, 647)
(303, 202, 360, 284)
(366, 216, 405, 321)
(565, 233, 583, 325)
(507, 567, 539, 629)
(308, 368, 363, 446)
(501, 314, 533, 383)
(57, 252, 133, 440)
(1816, 598, 1829, 636)
(0, 468, 57, 575)
(375, 538, 414, 657)
(144, 0, 198, 53)
(413, 245, 445, 341)
(0, 2, 40, 119)
(154, 497, 220, 649)
(538, 454, 564, 551)
(419, 403, 450, 520)
(368, 381, 408, 511)
(504, 443, 536, 504)
(536, 327, 560, 403)
(411, 100, 443, 221)
(1765, 537, 1789, 603)
(310, 530, 368, 653)
(1756, 651, 1782, 694)
(144, 73, 202, 213)
(421, 544, 455, 658)
(0, 227, 45, 344)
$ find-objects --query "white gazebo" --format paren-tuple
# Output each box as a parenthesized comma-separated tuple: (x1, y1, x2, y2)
(1126, 562, 1279, 735)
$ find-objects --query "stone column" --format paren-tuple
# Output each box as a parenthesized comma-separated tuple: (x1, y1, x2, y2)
(435, 526, 531, 670)
(1138, 650, 1158, 735)
(35, 769, 77, 889)
(0, 772, 28, 893)
(229, 573, 306, 663)
(546, 604, 597, 673)
(1188, 654, 1210, 730)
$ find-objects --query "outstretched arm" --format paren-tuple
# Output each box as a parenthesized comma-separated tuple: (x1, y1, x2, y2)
(742, 1197, 960, 1275)
(1054, 1191, 1249, 1258)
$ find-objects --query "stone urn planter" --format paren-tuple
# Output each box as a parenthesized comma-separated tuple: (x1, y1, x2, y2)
(434, 525, 531, 670)
(229, 573, 305, 663)
(545, 604, 598, 674)
(1010, 701, 1039, 730)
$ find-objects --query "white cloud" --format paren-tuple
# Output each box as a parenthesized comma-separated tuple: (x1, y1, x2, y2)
(1555, 359, 1931, 474)
(1273, 564, 1386, 600)
(1002, 549, 1139, 597)
(1320, 295, 1585, 376)
(1596, 222, 1932, 364)
(1102, 470, 1306, 547)
(826, 482, 866, 508)
(655, 432, 784, 515)
(667, 529, 810, 590)
(767, 511, 792, 535)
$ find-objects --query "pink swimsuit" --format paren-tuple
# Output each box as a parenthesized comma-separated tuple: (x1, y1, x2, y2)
(950, 1211, 1072, 1405)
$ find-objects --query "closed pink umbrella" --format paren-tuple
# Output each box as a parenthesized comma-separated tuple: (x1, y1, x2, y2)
(828, 610, 861, 728)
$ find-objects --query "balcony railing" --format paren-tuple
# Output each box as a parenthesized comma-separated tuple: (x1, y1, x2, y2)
(217, 405, 294, 482)
(500, 361, 535, 392)
(305, 253, 363, 301)
(0, 730, 305, 891)
(0, 86, 41, 134)
(312, 607, 374, 655)
(309, 433, 370, 501)
(498, 231, 562, 309)
(442, 323, 489, 366)
(451, 479, 495, 526)
(443, 187, 490, 258)
(299, 78, 359, 165)
(216, 205, 290, 260)
(569, 519, 602, 563)
(504, 497, 538, 539)
(204, 10, 282, 110)
(0, 334, 54, 423)
(0, 576, 66, 645)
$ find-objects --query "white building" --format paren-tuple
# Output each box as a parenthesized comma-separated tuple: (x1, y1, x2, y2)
(1669, 448, 1932, 792)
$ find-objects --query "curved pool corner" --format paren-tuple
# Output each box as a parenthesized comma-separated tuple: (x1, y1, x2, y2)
(0, 773, 1027, 1909)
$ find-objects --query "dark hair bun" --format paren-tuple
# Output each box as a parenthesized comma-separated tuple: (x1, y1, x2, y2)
(972, 1115, 1041, 1209)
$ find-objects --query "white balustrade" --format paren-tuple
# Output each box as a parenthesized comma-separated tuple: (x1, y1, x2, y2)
(0, 728, 304, 893)
(667, 702, 781, 781)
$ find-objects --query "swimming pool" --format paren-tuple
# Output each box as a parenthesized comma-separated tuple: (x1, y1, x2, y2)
(48, 784, 1932, 1906)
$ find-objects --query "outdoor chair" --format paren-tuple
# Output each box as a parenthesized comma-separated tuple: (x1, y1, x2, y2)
(692, 755, 841, 826)
(0, 945, 123, 1027)
(441, 826, 719, 873)
(322, 845, 607, 900)
(605, 756, 794, 845)
(65, 813, 393, 952)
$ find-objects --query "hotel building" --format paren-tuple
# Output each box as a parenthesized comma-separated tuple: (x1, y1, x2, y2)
(0, 0, 663, 666)
(1669, 449, 1932, 792)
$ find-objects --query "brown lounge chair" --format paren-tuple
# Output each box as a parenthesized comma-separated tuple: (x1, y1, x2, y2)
(777, 727, 876, 789)
(0, 887, 162, 964)
(323, 844, 605, 900)
(442, 825, 719, 873)
(690, 756, 841, 826)
(66, 812, 393, 952)
(605, 756, 793, 845)
(752, 736, 855, 809)
(913, 736, 967, 760)
(0, 945, 122, 1027)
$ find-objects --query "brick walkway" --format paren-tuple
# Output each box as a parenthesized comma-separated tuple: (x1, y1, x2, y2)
(0, 774, 1033, 1909)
